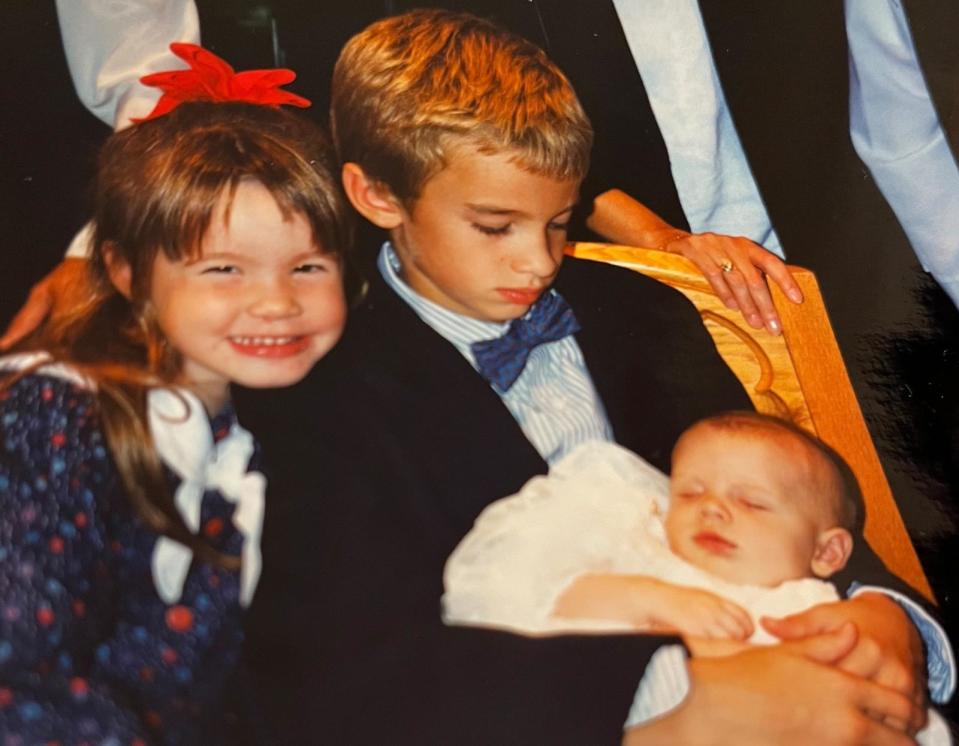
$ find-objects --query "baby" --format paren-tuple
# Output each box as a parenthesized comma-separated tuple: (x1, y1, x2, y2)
(443, 411, 951, 742)
(443, 410, 857, 642)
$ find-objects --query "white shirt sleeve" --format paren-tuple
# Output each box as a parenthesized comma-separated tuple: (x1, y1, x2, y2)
(846, 0, 959, 307)
(55, 0, 200, 130)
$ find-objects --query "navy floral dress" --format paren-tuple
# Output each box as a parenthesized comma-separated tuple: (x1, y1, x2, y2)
(0, 372, 262, 744)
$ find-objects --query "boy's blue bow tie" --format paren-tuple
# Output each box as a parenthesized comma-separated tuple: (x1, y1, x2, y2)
(471, 290, 581, 392)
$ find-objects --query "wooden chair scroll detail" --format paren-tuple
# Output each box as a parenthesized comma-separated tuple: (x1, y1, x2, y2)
(567, 242, 934, 602)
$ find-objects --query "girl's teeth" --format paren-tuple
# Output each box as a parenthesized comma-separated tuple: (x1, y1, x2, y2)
(233, 336, 294, 346)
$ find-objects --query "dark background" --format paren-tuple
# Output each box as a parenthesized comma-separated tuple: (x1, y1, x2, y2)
(2, 0, 956, 729)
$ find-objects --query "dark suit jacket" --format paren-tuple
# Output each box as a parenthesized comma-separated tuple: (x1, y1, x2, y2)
(234, 257, 749, 743)
(905, 0, 959, 160)
(233, 256, 905, 743)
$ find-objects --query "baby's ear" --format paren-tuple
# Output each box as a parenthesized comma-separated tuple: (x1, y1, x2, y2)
(810, 527, 854, 578)
(102, 242, 133, 299)
(340, 162, 405, 230)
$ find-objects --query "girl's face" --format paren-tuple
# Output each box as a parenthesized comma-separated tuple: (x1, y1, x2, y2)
(149, 179, 347, 412)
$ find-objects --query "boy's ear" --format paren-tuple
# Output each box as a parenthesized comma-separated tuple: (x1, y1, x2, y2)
(102, 242, 133, 299)
(340, 162, 406, 230)
(810, 527, 854, 578)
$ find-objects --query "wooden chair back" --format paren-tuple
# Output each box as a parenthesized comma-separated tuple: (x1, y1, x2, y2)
(567, 242, 933, 601)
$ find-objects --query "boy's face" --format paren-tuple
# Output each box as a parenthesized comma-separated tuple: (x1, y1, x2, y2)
(389, 144, 579, 322)
(664, 424, 840, 587)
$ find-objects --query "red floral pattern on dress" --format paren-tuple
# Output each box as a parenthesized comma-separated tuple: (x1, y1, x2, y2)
(0, 374, 259, 744)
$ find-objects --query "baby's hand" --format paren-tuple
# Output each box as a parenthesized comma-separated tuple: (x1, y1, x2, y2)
(647, 583, 755, 640)
(552, 574, 754, 639)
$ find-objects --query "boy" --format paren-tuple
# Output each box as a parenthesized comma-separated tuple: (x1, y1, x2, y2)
(238, 9, 946, 743)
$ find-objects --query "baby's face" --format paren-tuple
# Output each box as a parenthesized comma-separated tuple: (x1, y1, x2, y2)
(664, 425, 833, 587)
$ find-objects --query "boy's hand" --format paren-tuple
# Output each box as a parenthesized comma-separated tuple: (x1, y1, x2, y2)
(0, 259, 90, 349)
(624, 624, 917, 745)
(762, 593, 927, 735)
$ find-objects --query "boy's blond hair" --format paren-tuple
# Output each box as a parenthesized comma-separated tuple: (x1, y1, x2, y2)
(331, 8, 593, 205)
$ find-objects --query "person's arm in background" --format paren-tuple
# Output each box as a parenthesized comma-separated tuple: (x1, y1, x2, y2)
(55, 0, 198, 130)
(0, 1, 199, 349)
(846, 0, 959, 309)
(836, 3, 959, 714)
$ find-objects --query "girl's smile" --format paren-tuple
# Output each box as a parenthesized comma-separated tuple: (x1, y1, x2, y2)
(228, 336, 311, 356)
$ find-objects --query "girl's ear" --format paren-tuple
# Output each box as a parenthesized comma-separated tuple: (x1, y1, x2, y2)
(340, 162, 406, 230)
(103, 242, 133, 299)
(810, 527, 854, 578)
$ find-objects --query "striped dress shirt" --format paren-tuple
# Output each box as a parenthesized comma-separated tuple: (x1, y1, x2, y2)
(378, 243, 614, 465)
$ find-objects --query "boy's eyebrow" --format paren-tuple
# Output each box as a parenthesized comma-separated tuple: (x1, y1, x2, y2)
(464, 202, 578, 216)
(465, 204, 520, 216)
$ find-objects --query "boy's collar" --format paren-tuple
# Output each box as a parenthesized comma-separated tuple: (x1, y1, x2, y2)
(377, 241, 510, 345)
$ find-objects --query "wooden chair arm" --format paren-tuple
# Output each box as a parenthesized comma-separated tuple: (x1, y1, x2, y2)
(567, 242, 934, 601)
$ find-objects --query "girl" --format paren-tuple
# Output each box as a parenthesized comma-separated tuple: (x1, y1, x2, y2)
(0, 46, 352, 744)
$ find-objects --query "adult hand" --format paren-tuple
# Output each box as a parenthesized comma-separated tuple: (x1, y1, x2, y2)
(661, 230, 803, 336)
(763, 593, 927, 734)
(586, 188, 803, 336)
(624, 624, 918, 745)
(0, 259, 91, 349)
(683, 636, 752, 659)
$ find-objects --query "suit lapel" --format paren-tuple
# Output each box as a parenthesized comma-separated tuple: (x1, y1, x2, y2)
(903, 0, 959, 159)
(348, 273, 548, 536)
(698, 1, 850, 245)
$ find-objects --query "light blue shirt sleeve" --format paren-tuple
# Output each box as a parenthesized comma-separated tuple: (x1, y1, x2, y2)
(849, 582, 956, 704)
(610, 0, 783, 257)
(846, 0, 959, 307)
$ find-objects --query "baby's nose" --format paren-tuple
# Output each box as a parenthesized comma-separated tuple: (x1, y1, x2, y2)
(699, 495, 731, 521)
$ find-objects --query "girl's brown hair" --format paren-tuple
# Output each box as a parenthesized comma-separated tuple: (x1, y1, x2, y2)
(14, 101, 354, 566)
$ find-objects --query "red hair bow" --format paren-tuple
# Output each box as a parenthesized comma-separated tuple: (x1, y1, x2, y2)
(136, 43, 311, 121)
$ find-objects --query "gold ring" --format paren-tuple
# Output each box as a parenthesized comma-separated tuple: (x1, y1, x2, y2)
(719, 259, 734, 273)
